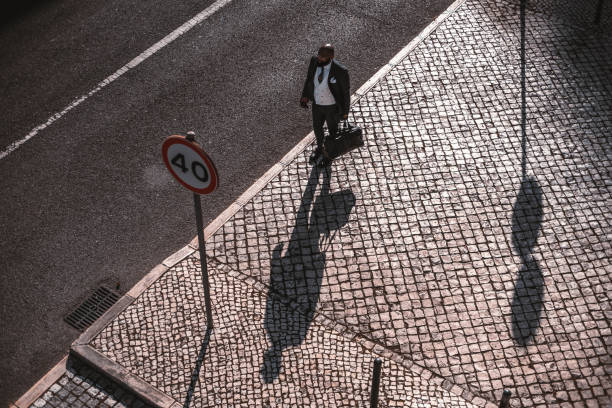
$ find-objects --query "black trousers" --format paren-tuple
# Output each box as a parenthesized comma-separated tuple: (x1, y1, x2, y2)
(312, 103, 339, 151)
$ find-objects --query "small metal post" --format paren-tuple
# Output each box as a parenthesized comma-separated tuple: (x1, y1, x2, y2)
(499, 389, 511, 408)
(370, 358, 382, 408)
(188, 131, 213, 329)
(594, 0, 604, 24)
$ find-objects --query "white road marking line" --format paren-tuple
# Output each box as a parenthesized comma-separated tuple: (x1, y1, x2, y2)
(0, 0, 233, 161)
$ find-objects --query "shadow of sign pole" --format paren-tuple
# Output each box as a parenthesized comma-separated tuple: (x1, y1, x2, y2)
(194, 192, 214, 329)
(520, 0, 527, 178)
(182, 327, 213, 408)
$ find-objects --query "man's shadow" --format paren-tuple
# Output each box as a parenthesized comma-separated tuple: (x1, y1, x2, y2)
(261, 164, 356, 383)
(509, 0, 545, 347)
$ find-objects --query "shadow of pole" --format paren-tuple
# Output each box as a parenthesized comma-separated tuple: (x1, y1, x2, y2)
(183, 327, 213, 408)
(509, 0, 546, 347)
(511, 177, 544, 346)
(261, 165, 356, 383)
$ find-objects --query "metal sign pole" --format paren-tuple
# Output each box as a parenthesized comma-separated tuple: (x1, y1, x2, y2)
(370, 358, 382, 408)
(193, 192, 214, 329)
(499, 389, 512, 408)
(163, 130, 218, 330)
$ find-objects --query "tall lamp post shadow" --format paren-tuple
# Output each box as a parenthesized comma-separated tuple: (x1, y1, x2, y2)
(509, 0, 545, 347)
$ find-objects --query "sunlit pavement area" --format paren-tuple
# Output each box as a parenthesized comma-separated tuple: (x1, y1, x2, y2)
(28, 0, 610, 406)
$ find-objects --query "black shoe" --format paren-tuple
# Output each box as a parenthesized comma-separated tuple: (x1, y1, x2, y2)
(318, 157, 331, 168)
(309, 149, 322, 165)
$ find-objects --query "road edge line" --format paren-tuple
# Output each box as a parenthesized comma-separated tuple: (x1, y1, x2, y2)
(0, 0, 234, 161)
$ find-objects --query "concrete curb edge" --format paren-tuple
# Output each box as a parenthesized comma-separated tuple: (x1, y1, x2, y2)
(12, 355, 69, 408)
(127, 264, 169, 298)
(353, 0, 467, 99)
(71, 344, 176, 408)
(73, 295, 136, 346)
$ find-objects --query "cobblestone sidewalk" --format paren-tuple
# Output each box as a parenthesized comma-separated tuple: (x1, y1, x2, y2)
(91, 257, 477, 407)
(28, 0, 611, 406)
(203, 0, 609, 405)
(26, 358, 153, 408)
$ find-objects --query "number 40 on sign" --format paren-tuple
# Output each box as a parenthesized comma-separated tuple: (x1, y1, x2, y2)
(162, 134, 218, 194)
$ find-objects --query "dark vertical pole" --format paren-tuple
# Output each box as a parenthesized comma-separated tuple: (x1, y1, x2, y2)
(370, 358, 382, 408)
(594, 0, 604, 24)
(193, 191, 213, 329)
(499, 389, 512, 408)
(186, 130, 214, 329)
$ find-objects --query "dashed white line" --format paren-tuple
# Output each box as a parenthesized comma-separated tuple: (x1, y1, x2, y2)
(0, 0, 233, 161)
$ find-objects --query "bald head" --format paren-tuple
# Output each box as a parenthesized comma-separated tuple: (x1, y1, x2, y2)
(318, 43, 334, 58)
(317, 43, 334, 66)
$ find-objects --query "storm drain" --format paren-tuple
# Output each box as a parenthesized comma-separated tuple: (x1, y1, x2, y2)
(64, 286, 120, 331)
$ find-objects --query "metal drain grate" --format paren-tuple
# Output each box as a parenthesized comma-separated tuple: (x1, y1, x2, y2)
(64, 286, 120, 331)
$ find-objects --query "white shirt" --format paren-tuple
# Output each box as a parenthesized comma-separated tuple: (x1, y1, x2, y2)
(313, 61, 336, 106)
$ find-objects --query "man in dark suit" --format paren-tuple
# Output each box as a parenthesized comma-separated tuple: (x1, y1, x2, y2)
(300, 43, 350, 166)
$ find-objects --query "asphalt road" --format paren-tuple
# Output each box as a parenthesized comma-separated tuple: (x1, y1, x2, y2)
(0, 0, 453, 403)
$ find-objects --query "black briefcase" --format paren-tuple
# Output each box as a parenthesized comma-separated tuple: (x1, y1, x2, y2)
(323, 121, 364, 161)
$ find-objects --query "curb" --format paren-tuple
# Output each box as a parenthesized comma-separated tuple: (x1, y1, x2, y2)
(70, 345, 177, 408)
(12, 355, 68, 408)
(68, 256, 190, 407)
(353, 0, 466, 98)
(64, 0, 473, 407)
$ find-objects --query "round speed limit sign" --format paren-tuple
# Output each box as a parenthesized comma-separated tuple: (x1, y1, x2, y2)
(162, 135, 218, 194)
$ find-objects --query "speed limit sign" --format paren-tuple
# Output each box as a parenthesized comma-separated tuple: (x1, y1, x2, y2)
(162, 132, 218, 328)
(162, 135, 218, 194)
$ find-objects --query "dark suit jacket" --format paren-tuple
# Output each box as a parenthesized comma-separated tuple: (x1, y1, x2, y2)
(301, 56, 350, 116)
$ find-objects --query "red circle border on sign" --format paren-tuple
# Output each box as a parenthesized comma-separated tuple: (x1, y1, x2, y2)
(162, 135, 219, 194)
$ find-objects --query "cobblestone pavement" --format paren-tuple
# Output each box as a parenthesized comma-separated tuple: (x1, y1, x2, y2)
(28, 358, 153, 408)
(527, 0, 611, 28)
(92, 257, 478, 407)
(53, 0, 612, 407)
